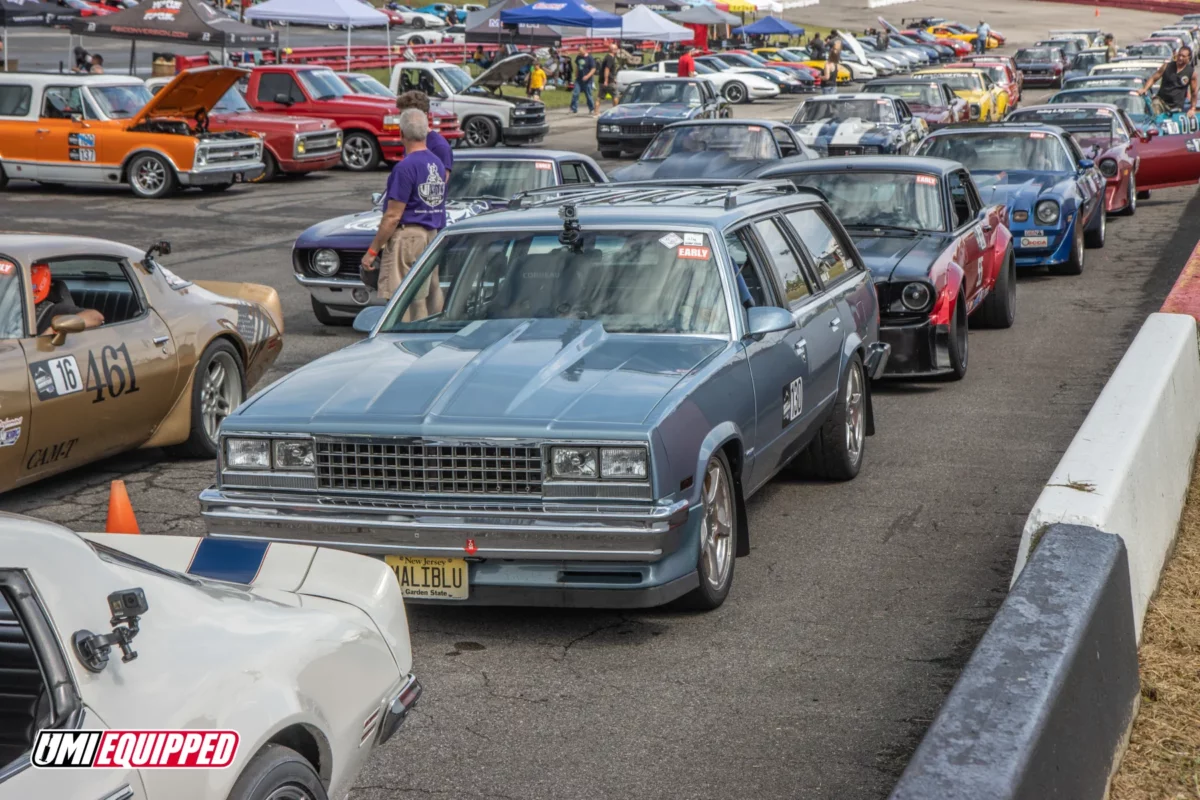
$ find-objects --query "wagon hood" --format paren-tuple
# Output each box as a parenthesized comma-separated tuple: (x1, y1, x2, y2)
(972, 170, 1072, 207)
(599, 103, 698, 122)
(848, 231, 947, 282)
(234, 318, 726, 429)
(132, 66, 247, 127)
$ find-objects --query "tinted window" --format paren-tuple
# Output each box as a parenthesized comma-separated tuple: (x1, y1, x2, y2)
(0, 85, 31, 116)
(724, 228, 774, 309)
(946, 171, 972, 227)
(753, 218, 810, 303)
(774, 127, 798, 157)
(559, 162, 594, 185)
(257, 72, 304, 104)
(784, 209, 853, 285)
(0, 256, 25, 339)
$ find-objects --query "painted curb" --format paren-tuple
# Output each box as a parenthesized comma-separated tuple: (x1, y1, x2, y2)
(1034, 0, 1197, 14)
(1160, 237, 1200, 322)
(890, 525, 1139, 800)
(1013, 312, 1200, 638)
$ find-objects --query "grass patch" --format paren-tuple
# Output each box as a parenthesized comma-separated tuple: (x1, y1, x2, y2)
(1109, 452, 1200, 799)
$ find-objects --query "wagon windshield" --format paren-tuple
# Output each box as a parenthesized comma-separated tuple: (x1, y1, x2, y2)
(446, 159, 557, 201)
(918, 131, 1075, 173)
(379, 228, 730, 336)
(787, 172, 946, 232)
(793, 98, 897, 123)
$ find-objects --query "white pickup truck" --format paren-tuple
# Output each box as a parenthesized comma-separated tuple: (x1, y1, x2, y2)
(388, 54, 548, 148)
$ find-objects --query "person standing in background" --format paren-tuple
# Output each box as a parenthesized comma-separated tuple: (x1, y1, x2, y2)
(395, 91, 453, 177)
(527, 60, 546, 100)
(975, 20, 990, 54)
(598, 42, 620, 109)
(677, 44, 695, 77)
(823, 40, 840, 94)
(361, 109, 447, 316)
(1105, 34, 1118, 62)
(808, 32, 824, 59)
(571, 45, 596, 114)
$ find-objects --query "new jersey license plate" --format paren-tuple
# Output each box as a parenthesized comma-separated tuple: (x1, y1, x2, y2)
(1020, 236, 1049, 248)
(385, 556, 469, 600)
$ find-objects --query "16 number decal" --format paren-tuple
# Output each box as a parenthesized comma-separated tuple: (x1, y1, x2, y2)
(86, 344, 139, 403)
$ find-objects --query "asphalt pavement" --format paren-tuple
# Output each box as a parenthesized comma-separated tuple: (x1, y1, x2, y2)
(2, 1, 1198, 798)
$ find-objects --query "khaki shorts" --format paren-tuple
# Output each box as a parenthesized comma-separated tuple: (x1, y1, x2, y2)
(378, 224, 435, 300)
(1151, 97, 1180, 116)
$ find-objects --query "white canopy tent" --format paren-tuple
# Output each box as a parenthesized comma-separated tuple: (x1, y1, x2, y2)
(245, 0, 389, 69)
(582, 5, 692, 41)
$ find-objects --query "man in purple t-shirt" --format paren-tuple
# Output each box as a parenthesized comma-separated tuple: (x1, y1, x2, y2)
(362, 108, 447, 316)
(396, 90, 454, 188)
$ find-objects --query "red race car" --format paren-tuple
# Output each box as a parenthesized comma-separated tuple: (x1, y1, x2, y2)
(961, 54, 1023, 93)
(901, 29, 972, 58)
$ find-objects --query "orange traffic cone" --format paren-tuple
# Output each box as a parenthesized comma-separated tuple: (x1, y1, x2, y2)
(105, 480, 140, 534)
(1095, 7, 1100, 15)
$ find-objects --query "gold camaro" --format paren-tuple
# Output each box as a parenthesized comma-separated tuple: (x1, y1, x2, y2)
(0, 234, 283, 491)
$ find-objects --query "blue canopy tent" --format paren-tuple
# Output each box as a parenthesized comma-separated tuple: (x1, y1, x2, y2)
(731, 15, 804, 37)
(500, 0, 622, 29)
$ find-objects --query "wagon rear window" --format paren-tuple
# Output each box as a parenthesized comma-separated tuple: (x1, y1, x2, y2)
(0, 85, 31, 117)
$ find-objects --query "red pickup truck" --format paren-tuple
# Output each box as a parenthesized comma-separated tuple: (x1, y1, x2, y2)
(243, 65, 461, 172)
(147, 75, 342, 181)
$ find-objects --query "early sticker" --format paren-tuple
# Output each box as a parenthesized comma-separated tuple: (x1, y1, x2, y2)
(0, 417, 21, 448)
(658, 233, 683, 248)
(916, 175, 938, 186)
(0, 260, 13, 276)
(535, 161, 553, 170)
(676, 246, 711, 260)
(29, 355, 83, 401)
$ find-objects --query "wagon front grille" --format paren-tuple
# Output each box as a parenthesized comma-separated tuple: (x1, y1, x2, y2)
(315, 438, 544, 496)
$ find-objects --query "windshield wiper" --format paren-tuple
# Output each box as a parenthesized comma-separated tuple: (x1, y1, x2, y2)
(846, 223, 921, 235)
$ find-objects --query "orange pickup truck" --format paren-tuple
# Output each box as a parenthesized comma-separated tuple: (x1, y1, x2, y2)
(0, 67, 264, 198)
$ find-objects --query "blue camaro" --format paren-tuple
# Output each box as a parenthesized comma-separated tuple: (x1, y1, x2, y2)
(790, 94, 929, 157)
(917, 122, 1106, 273)
(201, 181, 889, 610)
(294, 149, 607, 324)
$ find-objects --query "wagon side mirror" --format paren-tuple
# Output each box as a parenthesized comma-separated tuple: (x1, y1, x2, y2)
(745, 306, 795, 338)
(353, 305, 385, 333)
(49, 314, 85, 347)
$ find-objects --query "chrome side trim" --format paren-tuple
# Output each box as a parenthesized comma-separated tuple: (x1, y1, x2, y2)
(100, 786, 136, 800)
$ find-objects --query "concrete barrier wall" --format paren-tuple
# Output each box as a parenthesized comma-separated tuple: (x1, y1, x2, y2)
(1013, 312, 1200, 638)
(890, 525, 1139, 800)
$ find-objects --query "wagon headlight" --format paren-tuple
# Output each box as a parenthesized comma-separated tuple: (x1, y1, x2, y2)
(226, 438, 270, 470)
(1035, 199, 1060, 225)
(312, 249, 340, 276)
(273, 439, 314, 471)
(901, 282, 933, 312)
(600, 448, 648, 480)
(1098, 158, 1118, 177)
(551, 447, 598, 479)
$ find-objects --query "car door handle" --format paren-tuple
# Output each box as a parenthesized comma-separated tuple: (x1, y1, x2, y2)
(36, 128, 49, 133)
(793, 339, 807, 358)
(829, 317, 841, 331)
(152, 336, 170, 346)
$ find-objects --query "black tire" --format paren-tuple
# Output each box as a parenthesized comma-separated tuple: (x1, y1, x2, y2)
(1120, 174, 1137, 216)
(462, 115, 500, 148)
(412, 15, 425, 27)
(0, 162, 7, 189)
(1050, 221, 1084, 276)
(226, 744, 327, 800)
(972, 247, 1016, 329)
(791, 354, 868, 480)
(1137, 189, 1151, 200)
(945, 295, 968, 380)
(341, 131, 381, 172)
(408, 34, 425, 44)
(168, 339, 245, 459)
(1084, 205, 1105, 248)
(677, 449, 737, 611)
(199, 182, 234, 193)
(252, 150, 279, 183)
(723, 81, 748, 104)
(311, 296, 353, 326)
(127, 152, 177, 199)
(599, 148, 621, 158)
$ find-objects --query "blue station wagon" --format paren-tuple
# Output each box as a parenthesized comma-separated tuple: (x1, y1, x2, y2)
(200, 182, 889, 610)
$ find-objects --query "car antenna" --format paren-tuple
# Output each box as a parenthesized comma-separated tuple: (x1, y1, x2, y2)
(559, 202, 583, 252)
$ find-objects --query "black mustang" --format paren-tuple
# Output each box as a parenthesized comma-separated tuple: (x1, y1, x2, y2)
(609, 119, 815, 182)
(596, 78, 728, 158)
(756, 156, 1016, 380)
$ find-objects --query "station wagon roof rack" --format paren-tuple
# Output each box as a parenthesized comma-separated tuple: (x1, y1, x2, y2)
(508, 179, 809, 211)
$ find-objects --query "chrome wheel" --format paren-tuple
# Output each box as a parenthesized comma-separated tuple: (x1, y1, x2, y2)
(201, 351, 242, 444)
(342, 133, 377, 171)
(132, 157, 167, 195)
(699, 458, 734, 591)
(844, 363, 865, 466)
